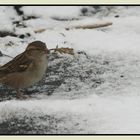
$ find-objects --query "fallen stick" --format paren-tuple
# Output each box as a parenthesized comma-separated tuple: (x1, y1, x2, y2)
(66, 22, 113, 30)
(34, 28, 46, 33)
(33, 22, 113, 32)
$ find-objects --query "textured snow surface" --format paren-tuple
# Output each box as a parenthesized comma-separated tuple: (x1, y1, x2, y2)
(0, 6, 140, 134)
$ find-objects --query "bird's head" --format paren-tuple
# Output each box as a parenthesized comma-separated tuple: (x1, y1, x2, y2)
(25, 41, 49, 58)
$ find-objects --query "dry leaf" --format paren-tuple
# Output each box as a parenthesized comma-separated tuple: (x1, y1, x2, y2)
(49, 46, 74, 55)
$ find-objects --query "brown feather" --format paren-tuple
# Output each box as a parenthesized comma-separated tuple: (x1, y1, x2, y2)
(0, 52, 32, 77)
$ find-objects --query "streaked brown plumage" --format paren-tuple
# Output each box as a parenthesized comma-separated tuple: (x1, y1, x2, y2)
(0, 41, 49, 99)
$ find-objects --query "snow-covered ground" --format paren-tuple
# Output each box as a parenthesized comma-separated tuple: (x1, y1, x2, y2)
(1, 6, 140, 134)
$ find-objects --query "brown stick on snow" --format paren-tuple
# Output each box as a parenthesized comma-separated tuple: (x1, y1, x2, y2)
(34, 28, 46, 33)
(66, 22, 113, 30)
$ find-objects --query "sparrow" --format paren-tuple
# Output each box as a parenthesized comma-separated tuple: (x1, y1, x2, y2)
(0, 41, 49, 99)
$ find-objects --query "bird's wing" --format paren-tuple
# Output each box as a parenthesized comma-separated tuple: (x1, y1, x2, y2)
(0, 52, 33, 76)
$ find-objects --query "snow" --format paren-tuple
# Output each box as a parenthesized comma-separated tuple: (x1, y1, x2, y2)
(22, 6, 81, 18)
(0, 6, 19, 31)
(1, 6, 140, 134)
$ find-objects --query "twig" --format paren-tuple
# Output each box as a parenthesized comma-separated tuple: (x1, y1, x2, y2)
(49, 45, 74, 55)
(34, 28, 46, 33)
(66, 22, 113, 30)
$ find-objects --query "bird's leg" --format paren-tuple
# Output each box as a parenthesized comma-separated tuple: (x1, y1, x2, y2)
(16, 89, 28, 99)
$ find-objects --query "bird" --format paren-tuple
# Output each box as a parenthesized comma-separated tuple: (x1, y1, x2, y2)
(0, 41, 49, 99)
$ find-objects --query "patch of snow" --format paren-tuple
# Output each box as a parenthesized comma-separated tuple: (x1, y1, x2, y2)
(22, 6, 81, 18)
(0, 6, 19, 31)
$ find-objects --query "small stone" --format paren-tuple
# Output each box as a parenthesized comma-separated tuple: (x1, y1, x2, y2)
(19, 34, 25, 39)
(0, 51, 3, 56)
(115, 15, 119, 18)
(120, 75, 124, 78)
